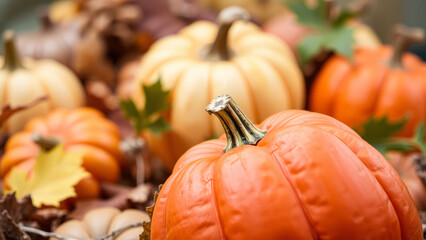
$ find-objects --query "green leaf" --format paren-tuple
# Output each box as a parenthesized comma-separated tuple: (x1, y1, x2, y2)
(119, 78, 172, 135)
(288, 0, 356, 64)
(120, 99, 143, 132)
(332, 10, 358, 27)
(323, 26, 355, 61)
(287, 0, 326, 29)
(297, 26, 354, 65)
(358, 116, 407, 143)
(413, 123, 426, 156)
(147, 118, 172, 137)
(143, 79, 170, 118)
(357, 116, 426, 158)
(297, 35, 324, 66)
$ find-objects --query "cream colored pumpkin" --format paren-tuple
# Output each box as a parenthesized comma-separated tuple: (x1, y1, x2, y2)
(52, 207, 149, 240)
(198, 0, 286, 22)
(132, 7, 304, 171)
(0, 31, 85, 133)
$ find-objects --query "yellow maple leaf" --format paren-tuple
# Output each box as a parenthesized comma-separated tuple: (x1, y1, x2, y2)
(7, 144, 89, 207)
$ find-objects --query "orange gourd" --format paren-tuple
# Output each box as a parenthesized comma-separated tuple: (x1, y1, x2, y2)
(150, 95, 421, 239)
(310, 25, 426, 137)
(0, 108, 125, 199)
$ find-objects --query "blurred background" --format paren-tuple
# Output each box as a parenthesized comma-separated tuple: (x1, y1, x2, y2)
(1, 0, 425, 59)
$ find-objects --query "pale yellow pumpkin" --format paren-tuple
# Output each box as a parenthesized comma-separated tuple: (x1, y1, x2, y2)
(52, 207, 149, 240)
(132, 7, 304, 171)
(0, 31, 85, 133)
(199, 0, 286, 22)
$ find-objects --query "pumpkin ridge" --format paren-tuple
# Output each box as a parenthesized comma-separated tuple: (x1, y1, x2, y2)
(231, 61, 260, 123)
(1, 71, 10, 132)
(265, 125, 402, 238)
(143, 56, 194, 87)
(33, 69, 55, 109)
(42, 62, 81, 107)
(253, 55, 295, 108)
(370, 68, 393, 122)
(326, 129, 419, 240)
(206, 64, 215, 139)
(164, 161, 195, 237)
(304, 124, 422, 238)
(267, 147, 319, 240)
(328, 65, 358, 119)
(237, 34, 290, 57)
(210, 159, 227, 240)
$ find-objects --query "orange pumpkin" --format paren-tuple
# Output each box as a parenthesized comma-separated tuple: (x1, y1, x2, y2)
(310, 25, 426, 137)
(0, 107, 125, 199)
(150, 95, 421, 239)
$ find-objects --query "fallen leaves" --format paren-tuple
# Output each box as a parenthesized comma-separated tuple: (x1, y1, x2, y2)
(0, 96, 48, 128)
(7, 144, 89, 207)
(0, 193, 35, 240)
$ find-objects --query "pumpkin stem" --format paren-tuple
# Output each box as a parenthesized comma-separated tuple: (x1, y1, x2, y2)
(31, 133, 61, 151)
(201, 6, 250, 61)
(206, 95, 266, 152)
(388, 25, 424, 69)
(40, 12, 54, 30)
(324, 0, 334, 23)
(2, 31, 23, 70)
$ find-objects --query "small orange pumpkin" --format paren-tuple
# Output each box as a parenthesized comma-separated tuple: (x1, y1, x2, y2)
(0, 107, 125, 199)
(310, 25, 426, 137)
(150, 95, 421, 239)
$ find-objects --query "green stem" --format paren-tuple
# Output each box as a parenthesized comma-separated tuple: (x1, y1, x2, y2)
(31, 133, 61, 151)
(206, 95, 266, 152)
(200, 6, 250, 61)
(2, 31, 23, 70)
(388, 25, 424, 69)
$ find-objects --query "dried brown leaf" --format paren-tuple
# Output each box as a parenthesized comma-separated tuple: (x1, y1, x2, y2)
(0, 210, 31, 240)
(0, 193, 35, 223)
(0, 96, 47, 128)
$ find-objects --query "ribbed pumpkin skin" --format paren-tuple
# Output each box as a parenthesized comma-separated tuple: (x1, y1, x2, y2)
(132, 21, 304, 171)
(151, 110, 421, 240)
(0, 108, 124, 199)
(0, 58, 85, 133)
(310, 46, 426, 137)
